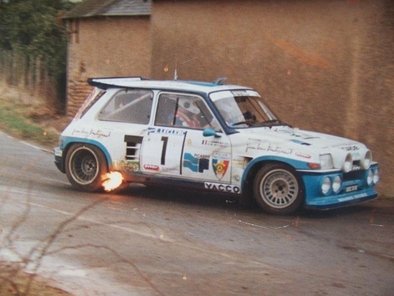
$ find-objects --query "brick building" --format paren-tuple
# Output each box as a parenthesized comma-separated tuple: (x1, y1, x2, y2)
(64, 0, 393, 196)
(63, 0, 151, 117)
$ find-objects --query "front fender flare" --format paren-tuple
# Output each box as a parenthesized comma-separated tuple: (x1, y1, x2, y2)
(241, 156, 309, 192)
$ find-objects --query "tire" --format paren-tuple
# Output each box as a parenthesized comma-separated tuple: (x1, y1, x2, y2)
(253, 164, 303, 214)
(65, 144, 108, 192)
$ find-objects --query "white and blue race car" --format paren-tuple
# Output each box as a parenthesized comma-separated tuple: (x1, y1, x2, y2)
(54, 77, 379, 214)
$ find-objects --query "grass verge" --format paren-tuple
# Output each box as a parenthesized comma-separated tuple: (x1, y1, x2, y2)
(0, 99, 60, 148)
(1, 86, 71, 295)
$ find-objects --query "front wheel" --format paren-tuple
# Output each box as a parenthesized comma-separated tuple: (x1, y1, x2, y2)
(253, 164, 303, 214)
(65, 144, 108, 192)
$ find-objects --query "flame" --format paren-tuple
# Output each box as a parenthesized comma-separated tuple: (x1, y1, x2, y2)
(102, 172, 124, 192)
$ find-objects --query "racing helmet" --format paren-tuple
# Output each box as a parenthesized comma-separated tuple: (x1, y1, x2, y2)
(178, 97, 200, 115)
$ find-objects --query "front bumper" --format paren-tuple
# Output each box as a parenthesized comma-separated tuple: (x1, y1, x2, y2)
(302, 164, 379, 209)
(54, 146, 65, 173)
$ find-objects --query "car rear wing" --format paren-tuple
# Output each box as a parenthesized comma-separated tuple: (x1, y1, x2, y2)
(88, 76, 149, 89)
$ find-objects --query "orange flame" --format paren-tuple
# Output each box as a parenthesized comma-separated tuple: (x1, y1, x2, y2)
(102, 172, 124, 192)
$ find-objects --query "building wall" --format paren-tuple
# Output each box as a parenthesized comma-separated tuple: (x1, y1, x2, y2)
(66, 16, 151, 117)
(151, 0, 394, 196)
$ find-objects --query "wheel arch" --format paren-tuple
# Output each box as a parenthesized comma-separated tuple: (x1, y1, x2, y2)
(61, 138, 112, 172)
(241, 156, 307, 194)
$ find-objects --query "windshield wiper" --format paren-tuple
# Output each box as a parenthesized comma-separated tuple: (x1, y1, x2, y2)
(253, 119, 291, 127)
(231, 119, 255, 127)
(231, 119, 290, 128)
(264, 119, 281, 124)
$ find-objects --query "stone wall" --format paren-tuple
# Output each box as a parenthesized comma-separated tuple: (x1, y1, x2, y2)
(151, 0, 394, 195)
(66, 16, 151, 117)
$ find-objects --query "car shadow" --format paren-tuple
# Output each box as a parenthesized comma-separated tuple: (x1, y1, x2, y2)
(116, 183, 262, 214)
(299, 204, 373, 219)
(113, 184, 390, 219)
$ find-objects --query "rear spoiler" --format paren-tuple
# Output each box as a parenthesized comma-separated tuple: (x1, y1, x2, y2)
(87, 76, 149, 89)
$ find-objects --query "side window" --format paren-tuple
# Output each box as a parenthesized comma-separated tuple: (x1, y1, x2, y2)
(75, 87, 106, 119)
(98, 89, 153, 124)
(155, 93, 220, 130)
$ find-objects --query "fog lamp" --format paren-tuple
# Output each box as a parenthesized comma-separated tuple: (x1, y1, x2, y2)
(367, 169, 373, 186)
(373, 168, 380, 184)
(321, 177, 331, 195)
(332, 176, 342, 194)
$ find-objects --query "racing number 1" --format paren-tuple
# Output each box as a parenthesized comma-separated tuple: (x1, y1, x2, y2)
(160, 136, 168, 165)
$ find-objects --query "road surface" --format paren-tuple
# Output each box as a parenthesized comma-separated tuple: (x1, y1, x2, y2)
(0, 131, 393, 296)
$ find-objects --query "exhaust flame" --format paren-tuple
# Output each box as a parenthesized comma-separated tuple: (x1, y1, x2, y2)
(102, 172, 124, 192)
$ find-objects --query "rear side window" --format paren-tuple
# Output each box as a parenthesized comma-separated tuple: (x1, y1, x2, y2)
(75, 87, 106, 119)
(99, 89, 153, 124)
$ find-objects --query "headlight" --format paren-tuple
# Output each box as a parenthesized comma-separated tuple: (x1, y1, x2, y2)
(373, 168, 380, 184)
(360, 150, 372, 170)
(343, 153, 353, 173)
(367, 169, 374, 186)
(319, 154, 334, 170)
(332, 176, 342, 193)
(321, 177, 331, 195)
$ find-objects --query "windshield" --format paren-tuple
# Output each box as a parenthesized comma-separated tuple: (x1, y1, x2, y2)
(211, 90, 285, 128)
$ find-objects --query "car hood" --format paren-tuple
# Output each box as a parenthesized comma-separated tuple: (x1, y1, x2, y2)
(267, 126, 364, 149)
(235, 126, 371, 170)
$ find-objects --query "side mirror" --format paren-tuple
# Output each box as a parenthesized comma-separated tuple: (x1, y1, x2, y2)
(203, 128, 221, 138)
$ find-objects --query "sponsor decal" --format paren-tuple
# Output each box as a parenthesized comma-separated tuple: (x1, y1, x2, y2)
(337, 144, 361, 152)
(295, 152, 312, 159)
(183, 153, 209, 173)
(336, 144, 362, 159)
(291, 139, 311, 146)
(232, 158, 247, 169)
(143, 164, 160, 171)
(345, 185, 358, 192)
(204, 182, 241, 194)
(231, 90, 249, 97)
(247, 139, 312, 159)
(246, 140, 293, 155)
(201, 139, 228, 148)
(118, 160, 139, 173)
(212, 159, 230, 180)
(72, 128, 111, 139)
(338, 192, 367, 202)
(272, 128, 318, 140)
(148, 127, 185, 136)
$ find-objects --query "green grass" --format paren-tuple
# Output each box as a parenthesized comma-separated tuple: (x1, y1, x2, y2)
(0, 101, 59, 148)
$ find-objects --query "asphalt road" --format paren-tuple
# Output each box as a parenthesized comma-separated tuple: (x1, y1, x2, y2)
(0, 131, 393, 296)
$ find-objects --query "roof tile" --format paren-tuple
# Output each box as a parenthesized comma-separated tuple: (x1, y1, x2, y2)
(64, 0, 151, 19)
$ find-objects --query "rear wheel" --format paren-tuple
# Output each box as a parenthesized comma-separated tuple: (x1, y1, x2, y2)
(253, 164, 303, 214)
(65, 144, 107, 192)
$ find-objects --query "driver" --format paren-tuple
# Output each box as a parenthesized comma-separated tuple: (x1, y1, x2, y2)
(175, 98, 202, 128)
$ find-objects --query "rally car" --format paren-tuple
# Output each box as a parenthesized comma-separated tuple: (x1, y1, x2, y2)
(54, 77, 379, 214)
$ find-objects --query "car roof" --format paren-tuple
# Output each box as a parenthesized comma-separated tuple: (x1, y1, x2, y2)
(88, 77, 252, 94)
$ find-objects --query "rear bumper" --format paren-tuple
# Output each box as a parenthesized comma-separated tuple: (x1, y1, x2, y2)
(54, 147, 65, 173)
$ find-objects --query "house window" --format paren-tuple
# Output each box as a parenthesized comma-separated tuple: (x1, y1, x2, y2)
(67, 19, 80, 44)
(99, 89, 153, 124)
